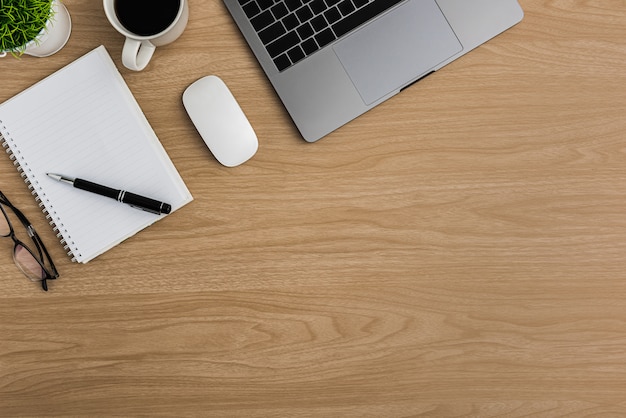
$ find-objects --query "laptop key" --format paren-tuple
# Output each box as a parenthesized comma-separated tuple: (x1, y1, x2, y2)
(311, 15, 327, 32)
(296, 21, 314, 39)
(337, 0, 355, 16)
(301, 37, 319, 55)
(250, 9, 275, 31)
(266, 30, 300, 57)
(287, 45, 306, 63)
(283, 13, 300, 31)
(324, 7, 341, 24)
(309, 0, 326, 14)
(257, 0, 275, 10)
(271, 2, 289, 19)
(285, 0, 303, 12)
(295, 4, 313, 22)
(314, 28, 336, 48)
(273, 54, 291, 71)
(243, 1, 261, 18)
(259, 21, 286, 44)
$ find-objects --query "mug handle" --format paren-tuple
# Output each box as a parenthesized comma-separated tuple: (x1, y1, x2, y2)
(122, 38, 156, 71)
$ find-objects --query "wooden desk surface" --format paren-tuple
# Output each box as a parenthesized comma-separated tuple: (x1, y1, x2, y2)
(2, 1, 626, 416)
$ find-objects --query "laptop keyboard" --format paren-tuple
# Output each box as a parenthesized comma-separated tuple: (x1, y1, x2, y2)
(238, 0, 404, 71)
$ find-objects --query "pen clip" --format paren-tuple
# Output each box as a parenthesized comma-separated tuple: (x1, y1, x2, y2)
(129, 205, 162, 215)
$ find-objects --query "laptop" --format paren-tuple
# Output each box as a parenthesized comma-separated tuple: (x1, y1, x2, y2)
(223, 0, 524, 142)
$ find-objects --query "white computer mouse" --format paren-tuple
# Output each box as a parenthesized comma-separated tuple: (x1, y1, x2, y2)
(182, 75, 258, 167)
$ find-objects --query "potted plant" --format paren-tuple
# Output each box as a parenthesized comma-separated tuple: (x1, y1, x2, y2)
(0, 0, 71, 58)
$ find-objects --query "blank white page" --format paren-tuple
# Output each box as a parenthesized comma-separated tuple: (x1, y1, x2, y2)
(0, 46, 193, 263)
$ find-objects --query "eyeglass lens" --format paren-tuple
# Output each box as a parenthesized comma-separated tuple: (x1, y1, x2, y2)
(1, 206, 47, 282)
(14, 245, 47, 281)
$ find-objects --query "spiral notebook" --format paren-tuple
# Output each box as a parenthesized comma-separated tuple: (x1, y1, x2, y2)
(0, 46, 193, 263)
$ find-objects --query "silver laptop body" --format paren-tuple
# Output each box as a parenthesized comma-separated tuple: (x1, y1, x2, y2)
(223, 0, 524, 142)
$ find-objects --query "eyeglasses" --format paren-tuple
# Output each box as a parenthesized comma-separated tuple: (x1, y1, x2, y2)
(0, 190, 59, 291)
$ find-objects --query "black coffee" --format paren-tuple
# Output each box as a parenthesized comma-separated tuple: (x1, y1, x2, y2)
(115, 0, 181, 36)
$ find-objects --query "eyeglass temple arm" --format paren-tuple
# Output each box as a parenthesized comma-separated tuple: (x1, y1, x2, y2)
(2, 195, 59, 275)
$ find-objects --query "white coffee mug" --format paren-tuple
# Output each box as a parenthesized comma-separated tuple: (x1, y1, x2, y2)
(103, 0, 189, 71)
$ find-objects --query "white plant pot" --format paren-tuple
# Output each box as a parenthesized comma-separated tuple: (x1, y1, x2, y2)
(0, 0, 72, 58)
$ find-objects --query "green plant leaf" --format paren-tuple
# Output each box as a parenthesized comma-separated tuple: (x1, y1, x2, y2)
(0, 0, 54, 56)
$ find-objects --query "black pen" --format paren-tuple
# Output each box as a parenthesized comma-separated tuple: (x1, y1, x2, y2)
(46, 173, 172, 215)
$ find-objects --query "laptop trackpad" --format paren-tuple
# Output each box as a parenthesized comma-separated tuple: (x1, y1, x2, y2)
(333, 0, 462, 105)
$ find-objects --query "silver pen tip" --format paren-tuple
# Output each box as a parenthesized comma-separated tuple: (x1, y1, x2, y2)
(47, 173, 73, 184)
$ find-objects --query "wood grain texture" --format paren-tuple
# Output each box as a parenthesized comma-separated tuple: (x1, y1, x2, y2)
(2, 0, 626, 416)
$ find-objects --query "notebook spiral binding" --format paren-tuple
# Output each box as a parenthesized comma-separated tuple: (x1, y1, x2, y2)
(1, 126, 77, 262)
